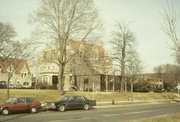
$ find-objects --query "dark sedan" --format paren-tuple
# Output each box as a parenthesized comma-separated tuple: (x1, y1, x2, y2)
(43, 96, 96, 112)
(0, 97, 41, 115)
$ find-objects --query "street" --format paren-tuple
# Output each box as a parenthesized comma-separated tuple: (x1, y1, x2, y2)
(0, 103, 180, 122)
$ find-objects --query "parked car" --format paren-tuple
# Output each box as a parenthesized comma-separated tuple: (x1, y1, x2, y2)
(15, 84, 23, 89)
(42, 96, 96, 112)
(8, 84, 23, 89)
(0, 84, 7, 89)
(0, 97, 41, 115)
(8, 84, 16, 89)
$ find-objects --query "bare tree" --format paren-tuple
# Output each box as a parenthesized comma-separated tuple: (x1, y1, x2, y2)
(0, 22, 36, 99)
(126, 52, 142, 92)
(154, 64, 180, 90)
(31, 0, 102, 93)
(111, 21, 136, 92)
(161, 0, 180, 64)
(0, 22, 16, 55)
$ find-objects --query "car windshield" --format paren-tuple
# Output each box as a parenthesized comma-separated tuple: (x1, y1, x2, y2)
(5, 98, 17, 103)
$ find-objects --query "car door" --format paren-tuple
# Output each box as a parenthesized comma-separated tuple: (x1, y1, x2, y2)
(12, 98, 29, 112)
(66, 96, 77, 109)
(25, 97, 33, 110)
(75, 96, 84, 108)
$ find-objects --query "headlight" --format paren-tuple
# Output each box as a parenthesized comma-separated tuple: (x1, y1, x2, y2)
(41, 103, 47, 107)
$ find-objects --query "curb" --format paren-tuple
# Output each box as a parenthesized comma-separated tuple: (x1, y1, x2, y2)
(94, 99, 176, 108)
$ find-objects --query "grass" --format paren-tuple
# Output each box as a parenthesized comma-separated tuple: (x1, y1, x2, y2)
(125, 113, 180, 122)
(0, 89, 173, 103)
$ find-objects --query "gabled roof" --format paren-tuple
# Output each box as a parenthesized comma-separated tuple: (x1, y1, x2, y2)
(69, 40, 105, 60)
(42, 40, 107, 61)
(0, 57, 31, 75)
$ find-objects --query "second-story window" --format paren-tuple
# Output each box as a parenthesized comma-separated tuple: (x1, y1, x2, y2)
(21, 73, 27, 78)
(92, 53, 98, 60)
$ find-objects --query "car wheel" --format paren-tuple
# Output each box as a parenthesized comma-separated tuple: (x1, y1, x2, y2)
(58, 105, 65, 112)
(30, 107, 38, 113)
(84, 104, 89, 110)
(1, 108, 10, 115)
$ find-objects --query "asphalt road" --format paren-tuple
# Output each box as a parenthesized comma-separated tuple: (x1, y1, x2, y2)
(0, 103, 180, 122)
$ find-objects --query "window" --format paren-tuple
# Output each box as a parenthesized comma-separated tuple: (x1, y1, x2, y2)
(17, 98, 26, 103)
(92, 53, 98, 60)
(21, 73, 27, 78)
(68, 96, 75, 101)
(26, 98, 34, 103)
(76, 96, 84, 102)
(79, 52, 84, 59)
(23, 82, 29, 86)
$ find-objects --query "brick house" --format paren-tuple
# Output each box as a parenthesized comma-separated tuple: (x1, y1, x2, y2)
(0, 57, 32, 88)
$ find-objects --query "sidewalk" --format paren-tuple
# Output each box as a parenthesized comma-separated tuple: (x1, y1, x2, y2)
(94, 99, 176, 108)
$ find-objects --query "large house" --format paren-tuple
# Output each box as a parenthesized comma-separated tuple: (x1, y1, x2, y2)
(36, 40, 113, 91)
(0, 57, 32, 88)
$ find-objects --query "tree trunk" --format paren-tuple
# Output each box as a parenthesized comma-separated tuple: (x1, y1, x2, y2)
(130, 79, 133, 92)
(113, 76, 115, 92)
(125, 80, 127, 92)
(58, 62, 65, 95)
(120, 57, 125, 92)
(7, 80, 10, 100)
(105, 75, 108, 92)
(7, 73, 12, 100)
(120, 37, 126, 92)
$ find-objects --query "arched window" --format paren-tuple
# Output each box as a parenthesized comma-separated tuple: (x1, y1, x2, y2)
(23, 82, 29, 86)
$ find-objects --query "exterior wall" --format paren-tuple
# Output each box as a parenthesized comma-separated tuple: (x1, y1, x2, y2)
(0, 58, 32, 88)
(136, 76, 164, 89)
(37, 62, 59, 85)
(0, 70, 32, 88)
(74, 75, 101, 92)
(146, 78, 164, 89)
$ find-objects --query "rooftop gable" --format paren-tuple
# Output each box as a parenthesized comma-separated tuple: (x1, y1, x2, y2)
(0, 57, 31, 75)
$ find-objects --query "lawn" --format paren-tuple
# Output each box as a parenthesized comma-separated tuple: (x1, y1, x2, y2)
(0, 89, 173, 103)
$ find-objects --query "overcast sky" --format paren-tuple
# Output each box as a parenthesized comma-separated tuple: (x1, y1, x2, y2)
(0, 0, 180, 73)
